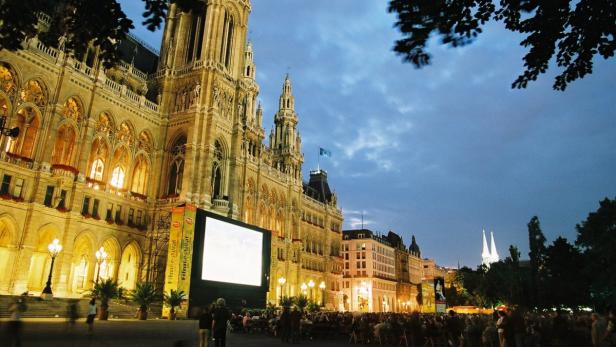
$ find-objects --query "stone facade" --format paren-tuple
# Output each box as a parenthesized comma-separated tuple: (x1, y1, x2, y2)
(0, 1, 343, 308)
(341, 229, 424, 312)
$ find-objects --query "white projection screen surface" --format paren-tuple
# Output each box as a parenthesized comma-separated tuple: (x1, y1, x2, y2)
(201, 217, 263, 286)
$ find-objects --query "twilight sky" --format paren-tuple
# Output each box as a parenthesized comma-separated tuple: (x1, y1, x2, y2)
(119, 1, 616, 268)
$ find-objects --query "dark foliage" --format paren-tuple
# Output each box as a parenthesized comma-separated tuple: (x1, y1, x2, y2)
(543, 237, 589, 309)
(0, 0, 204, 68)
(454, 198, 615, 310)
(527, 216, 546, 308)
(388, 0, 616, 90)
(576, 197, 616, 307)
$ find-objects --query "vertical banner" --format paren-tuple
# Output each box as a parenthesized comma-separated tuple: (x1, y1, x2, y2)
(421, 281, 436, 313)
(177, 204, 197, 317)
(162, 206, 185, 318)
(434, 277, 447, 313)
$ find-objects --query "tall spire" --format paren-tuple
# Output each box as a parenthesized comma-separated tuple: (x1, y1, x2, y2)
(244, 41, 256, 80)
(279, 74, 295, 111)
(270, 75, 302, 179)
(482, 229, 491, 267)
(490, 231, 499, 263)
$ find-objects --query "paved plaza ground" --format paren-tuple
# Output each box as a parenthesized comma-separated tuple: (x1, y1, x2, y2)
(0, 319, 351, 347)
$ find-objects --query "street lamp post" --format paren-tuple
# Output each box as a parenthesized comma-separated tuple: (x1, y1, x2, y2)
(319, 281, 326, 307)
(277, 277, 286, 304)
(300, 282, 308, 297)
(95, 246, 108, 283)
(308, 280, 315, 301)
(41, 239, 62, 299)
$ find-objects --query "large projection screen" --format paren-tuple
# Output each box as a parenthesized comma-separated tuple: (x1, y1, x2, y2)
(201, 216, 263, 286)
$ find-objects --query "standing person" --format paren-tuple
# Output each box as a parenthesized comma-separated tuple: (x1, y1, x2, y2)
(496, 310, 509, 347)
(280, 307, 291, 343)
(86, 298, 97, 334)
(6, 295, 27, 347)
(212, 298, 231, 347)
(66, 299, 80, 333)
(446, 310, 463, 347)
(552, 310, 569, 347)
(508, 308, 525, 347)
(199, 306, 213, 347)
(604, 308, 616, 347)
(290, 306, 301, 343)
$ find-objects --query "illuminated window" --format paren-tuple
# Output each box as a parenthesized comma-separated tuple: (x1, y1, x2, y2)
(13, 178, 24, 198)
(110, 166, 125, 189)
(131, 155, 149, 194)
(90, 159, 104, 180)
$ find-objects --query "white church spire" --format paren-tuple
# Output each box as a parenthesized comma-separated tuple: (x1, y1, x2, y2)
(482, 229, 491, 267)
(490, 231, 500, 263)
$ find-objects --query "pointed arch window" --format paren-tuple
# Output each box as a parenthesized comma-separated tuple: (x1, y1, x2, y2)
(211, 140, 226, 200)
(87, 138, 108, 182)
(110, 166, 126, 189)
(220, 11, 234, 68)
(212, 165, 222, 199)
(166, 135, 186, 196)
(131, 156, 149, 195)
(51, 125, 77, 165)
(167, 159, 184, 195)
(6, 107, 40, 159)
(90, 159, 105, 181)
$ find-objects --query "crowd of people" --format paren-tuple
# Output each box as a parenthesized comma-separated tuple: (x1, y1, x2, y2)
(4, 292, 616, 347)
(226, 306, 616, 347)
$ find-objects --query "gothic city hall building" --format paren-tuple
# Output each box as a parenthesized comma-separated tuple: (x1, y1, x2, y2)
(0, 0, 344, 307)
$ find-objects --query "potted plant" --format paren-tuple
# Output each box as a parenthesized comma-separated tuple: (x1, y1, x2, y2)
(163, 289, 186, 320)
(280, 296, 294, 309)
(307, 301, 321, 313)
(89, 279, 119, 320)
(293, 295, 309, 312)
(129, 282, 158, 320)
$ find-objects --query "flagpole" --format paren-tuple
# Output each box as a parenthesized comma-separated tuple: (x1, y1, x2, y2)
(317, 147, 320, 172)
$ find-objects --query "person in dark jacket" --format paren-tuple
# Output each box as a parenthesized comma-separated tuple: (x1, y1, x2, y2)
(199, 306, 213, 347)
(212, 298, 231, 347)
(279, 307, 291, 343)
(290, 306, 302, 343)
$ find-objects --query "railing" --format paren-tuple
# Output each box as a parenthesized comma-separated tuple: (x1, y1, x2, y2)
(117, 60, 148, 80)
(104, 78, 123, 93)
(36, 12, 51, 25)
(212, 199, 229, 209)
(51, 164, 79, 179)
(25, 39, 161, 114)
(143, 99, 158, 111)
(3, 152, 35, 169)
(125, 88, 141, 103)
(33, 40, 59, 59)
(127, 32, 160, 55)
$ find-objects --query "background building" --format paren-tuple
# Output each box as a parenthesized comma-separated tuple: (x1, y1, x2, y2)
(0, 1, 343, 308)
(341, 229, 396, 312)
(341, 229, 424, 312)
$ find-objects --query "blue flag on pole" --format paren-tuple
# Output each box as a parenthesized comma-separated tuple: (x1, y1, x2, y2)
(319, 147, 332, 158)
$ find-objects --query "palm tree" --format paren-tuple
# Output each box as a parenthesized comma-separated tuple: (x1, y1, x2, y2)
(163, 289, 186, 320)
(293, 295, 309, 312)
(88, 279, 119, 320)
(280, 296, 294, 309)
(129, 282, 159, 320)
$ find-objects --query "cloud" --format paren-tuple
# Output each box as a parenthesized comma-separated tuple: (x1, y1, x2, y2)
(119, 0, 616, 268)
(334, 118, 413, 172)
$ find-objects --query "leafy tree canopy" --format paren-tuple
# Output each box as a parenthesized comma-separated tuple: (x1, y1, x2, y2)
(388, 0, 616, 91)
(544, 237, 589, 309)
(0, 0, 199, 68)
(576, 197, 616, 306)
